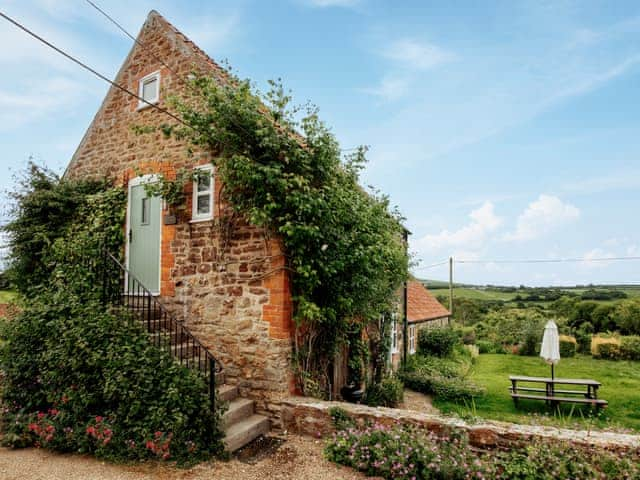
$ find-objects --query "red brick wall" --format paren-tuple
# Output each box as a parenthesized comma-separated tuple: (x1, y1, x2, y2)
(65, 11, 294, 417)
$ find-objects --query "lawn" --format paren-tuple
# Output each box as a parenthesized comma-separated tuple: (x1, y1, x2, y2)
(434, 353, 640, 432)
(0, 290, 17, 303)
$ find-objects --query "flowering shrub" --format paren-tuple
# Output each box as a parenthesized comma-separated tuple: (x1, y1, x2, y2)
(325, 421, 640, 480)
(325, 423, 491, 479)
(0, 290, 225, 464)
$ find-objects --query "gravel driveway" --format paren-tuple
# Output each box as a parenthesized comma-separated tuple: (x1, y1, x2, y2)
(0, 435, 374, 480)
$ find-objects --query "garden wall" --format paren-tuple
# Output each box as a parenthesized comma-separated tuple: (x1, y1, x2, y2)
(280, 397, 640, 453)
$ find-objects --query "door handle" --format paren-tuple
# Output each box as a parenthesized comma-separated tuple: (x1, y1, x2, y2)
(129, 228, 133, 243)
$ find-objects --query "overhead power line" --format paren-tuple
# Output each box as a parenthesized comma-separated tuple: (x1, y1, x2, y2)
(414, 260, 449, 271)
(0, 9, 189, 128)
(413, 255, 640, 271)
(457, 256, 640, 264)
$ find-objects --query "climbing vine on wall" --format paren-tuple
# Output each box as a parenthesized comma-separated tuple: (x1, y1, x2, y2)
(160, 74, 408, 396)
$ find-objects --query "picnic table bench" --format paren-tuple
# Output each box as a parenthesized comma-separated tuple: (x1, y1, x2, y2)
(509, 375, 608, 408)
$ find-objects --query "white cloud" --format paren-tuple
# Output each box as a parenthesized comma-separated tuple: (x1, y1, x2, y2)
(361, 75, 411, 101)
(504, 195, 580, 242)
(382, 38, 455, 71)
(414, 201, 502, 251)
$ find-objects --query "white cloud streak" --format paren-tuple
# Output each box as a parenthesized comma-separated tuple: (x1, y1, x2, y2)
(415, 201, 503, 251)
(504, 195, 580, 242)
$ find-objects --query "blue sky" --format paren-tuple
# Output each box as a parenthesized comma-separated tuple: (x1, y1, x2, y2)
(1, 0, 639, 286)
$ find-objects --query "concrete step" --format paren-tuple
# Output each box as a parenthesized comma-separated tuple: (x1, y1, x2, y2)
(218, 384, 238, 402)
(222, 397, 254, 429)
(223, 414, 270, 452)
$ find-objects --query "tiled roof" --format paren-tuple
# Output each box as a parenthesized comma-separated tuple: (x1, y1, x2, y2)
(407, 281, 450, 323)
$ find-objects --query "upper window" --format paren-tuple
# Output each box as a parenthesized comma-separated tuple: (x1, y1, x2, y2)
(192, 165, 214, 221)
(138, 71, 160, 109)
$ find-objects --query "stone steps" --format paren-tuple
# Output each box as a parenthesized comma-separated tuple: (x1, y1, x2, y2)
(217, 384, 270, 452)
(223, 414, 270, 453)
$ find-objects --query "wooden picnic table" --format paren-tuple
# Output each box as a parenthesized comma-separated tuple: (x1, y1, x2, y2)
(509, 375, 608, 408)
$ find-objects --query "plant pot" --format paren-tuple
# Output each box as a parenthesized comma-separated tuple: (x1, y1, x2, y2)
(340, 383, 364, 403)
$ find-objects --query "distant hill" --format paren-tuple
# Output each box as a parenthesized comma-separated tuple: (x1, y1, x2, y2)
(417, 279, 640, 302)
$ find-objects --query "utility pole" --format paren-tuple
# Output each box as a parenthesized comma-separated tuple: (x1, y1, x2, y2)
(449, 256, 454, 325)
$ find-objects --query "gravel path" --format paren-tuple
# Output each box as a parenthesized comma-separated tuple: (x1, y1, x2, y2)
(0, 435, 375, 480)
(401, 388, 439, 414)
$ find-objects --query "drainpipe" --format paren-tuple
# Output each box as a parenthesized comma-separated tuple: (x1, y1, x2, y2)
(402, 228, 409, 368)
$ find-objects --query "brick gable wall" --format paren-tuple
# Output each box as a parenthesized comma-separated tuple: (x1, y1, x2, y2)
(65, 11, 294, 419)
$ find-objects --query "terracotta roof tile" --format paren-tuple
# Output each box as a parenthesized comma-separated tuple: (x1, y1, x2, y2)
(407, 281, 450, 323)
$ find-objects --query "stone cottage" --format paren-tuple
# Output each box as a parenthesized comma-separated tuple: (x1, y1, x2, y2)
(64, 10, 295, 450)
(405, 281, 451, 352)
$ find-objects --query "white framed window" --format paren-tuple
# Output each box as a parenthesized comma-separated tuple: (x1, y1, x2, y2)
(409, 325, 416, 354)
(390, 313, 399, 354)
(138, 70, 160, 109)
(191, 165, 214, 221)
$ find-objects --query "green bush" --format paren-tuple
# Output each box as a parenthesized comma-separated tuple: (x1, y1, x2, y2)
(430, 376, 485, 402)
(574, 322, 593, 354)
(591, 336, 622, 360)
(518, 328, 540, 356)
(476, 340, 506, 354)
(559, 335, 577, 358)
(364, 376, 404, 408)
(417, 328, 459, 357)
(458, 327, 476, 345)
(399, 355, 483, 402)
(620, 336, 640, 361)
(1, 163, 106, 295)
(0, 291, 225, 463)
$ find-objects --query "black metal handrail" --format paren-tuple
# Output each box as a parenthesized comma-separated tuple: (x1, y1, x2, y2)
(99, 250, 222, 412)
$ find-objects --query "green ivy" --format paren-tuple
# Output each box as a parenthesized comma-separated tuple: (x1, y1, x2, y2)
(2, 163, 106, 295)
(160, 74, 409, 395)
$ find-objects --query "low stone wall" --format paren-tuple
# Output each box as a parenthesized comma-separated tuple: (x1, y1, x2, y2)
(280, 397, 640, 452)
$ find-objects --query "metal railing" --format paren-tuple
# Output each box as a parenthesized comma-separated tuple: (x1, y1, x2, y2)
(98, 250, 222, 412)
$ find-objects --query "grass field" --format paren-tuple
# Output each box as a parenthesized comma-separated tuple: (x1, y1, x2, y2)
(434, 354, 640, 432)
(428, 287, 519, 301)
(426, 285, 640, 303)
(0, 291, 17, 303)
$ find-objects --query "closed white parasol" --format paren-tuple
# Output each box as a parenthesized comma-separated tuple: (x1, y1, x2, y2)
(540, 320, 560, 379)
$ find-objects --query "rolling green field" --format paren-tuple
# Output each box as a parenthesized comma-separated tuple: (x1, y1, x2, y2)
(426, 285, 640, 302)
(428, 286, 519, 301)
(435, 354, 640, 432)
(0, 290, 17, 303)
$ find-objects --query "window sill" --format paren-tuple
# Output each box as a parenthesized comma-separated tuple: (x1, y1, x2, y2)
(190, 216, 213, 224)
(137, 100, 159, 111)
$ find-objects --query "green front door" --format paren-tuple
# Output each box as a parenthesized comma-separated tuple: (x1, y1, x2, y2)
(128, 183, 161, 294)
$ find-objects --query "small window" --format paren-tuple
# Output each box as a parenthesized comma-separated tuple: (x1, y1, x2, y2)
(138, 71, 160, 109)
(409, 325, 416, 354)
(192, 165, 214, 221)
(141, 197, 149, 225)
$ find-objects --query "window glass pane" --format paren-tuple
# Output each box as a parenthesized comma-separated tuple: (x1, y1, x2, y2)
(197, 194, 210, 215)
(197, 173, 211, 192)
(141, 197, 149, 224)
(142, 77, 158, 102)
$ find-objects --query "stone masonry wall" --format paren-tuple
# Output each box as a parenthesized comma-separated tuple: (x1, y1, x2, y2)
(64, 11, 295, 419)
(281, 397, 640, 453)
